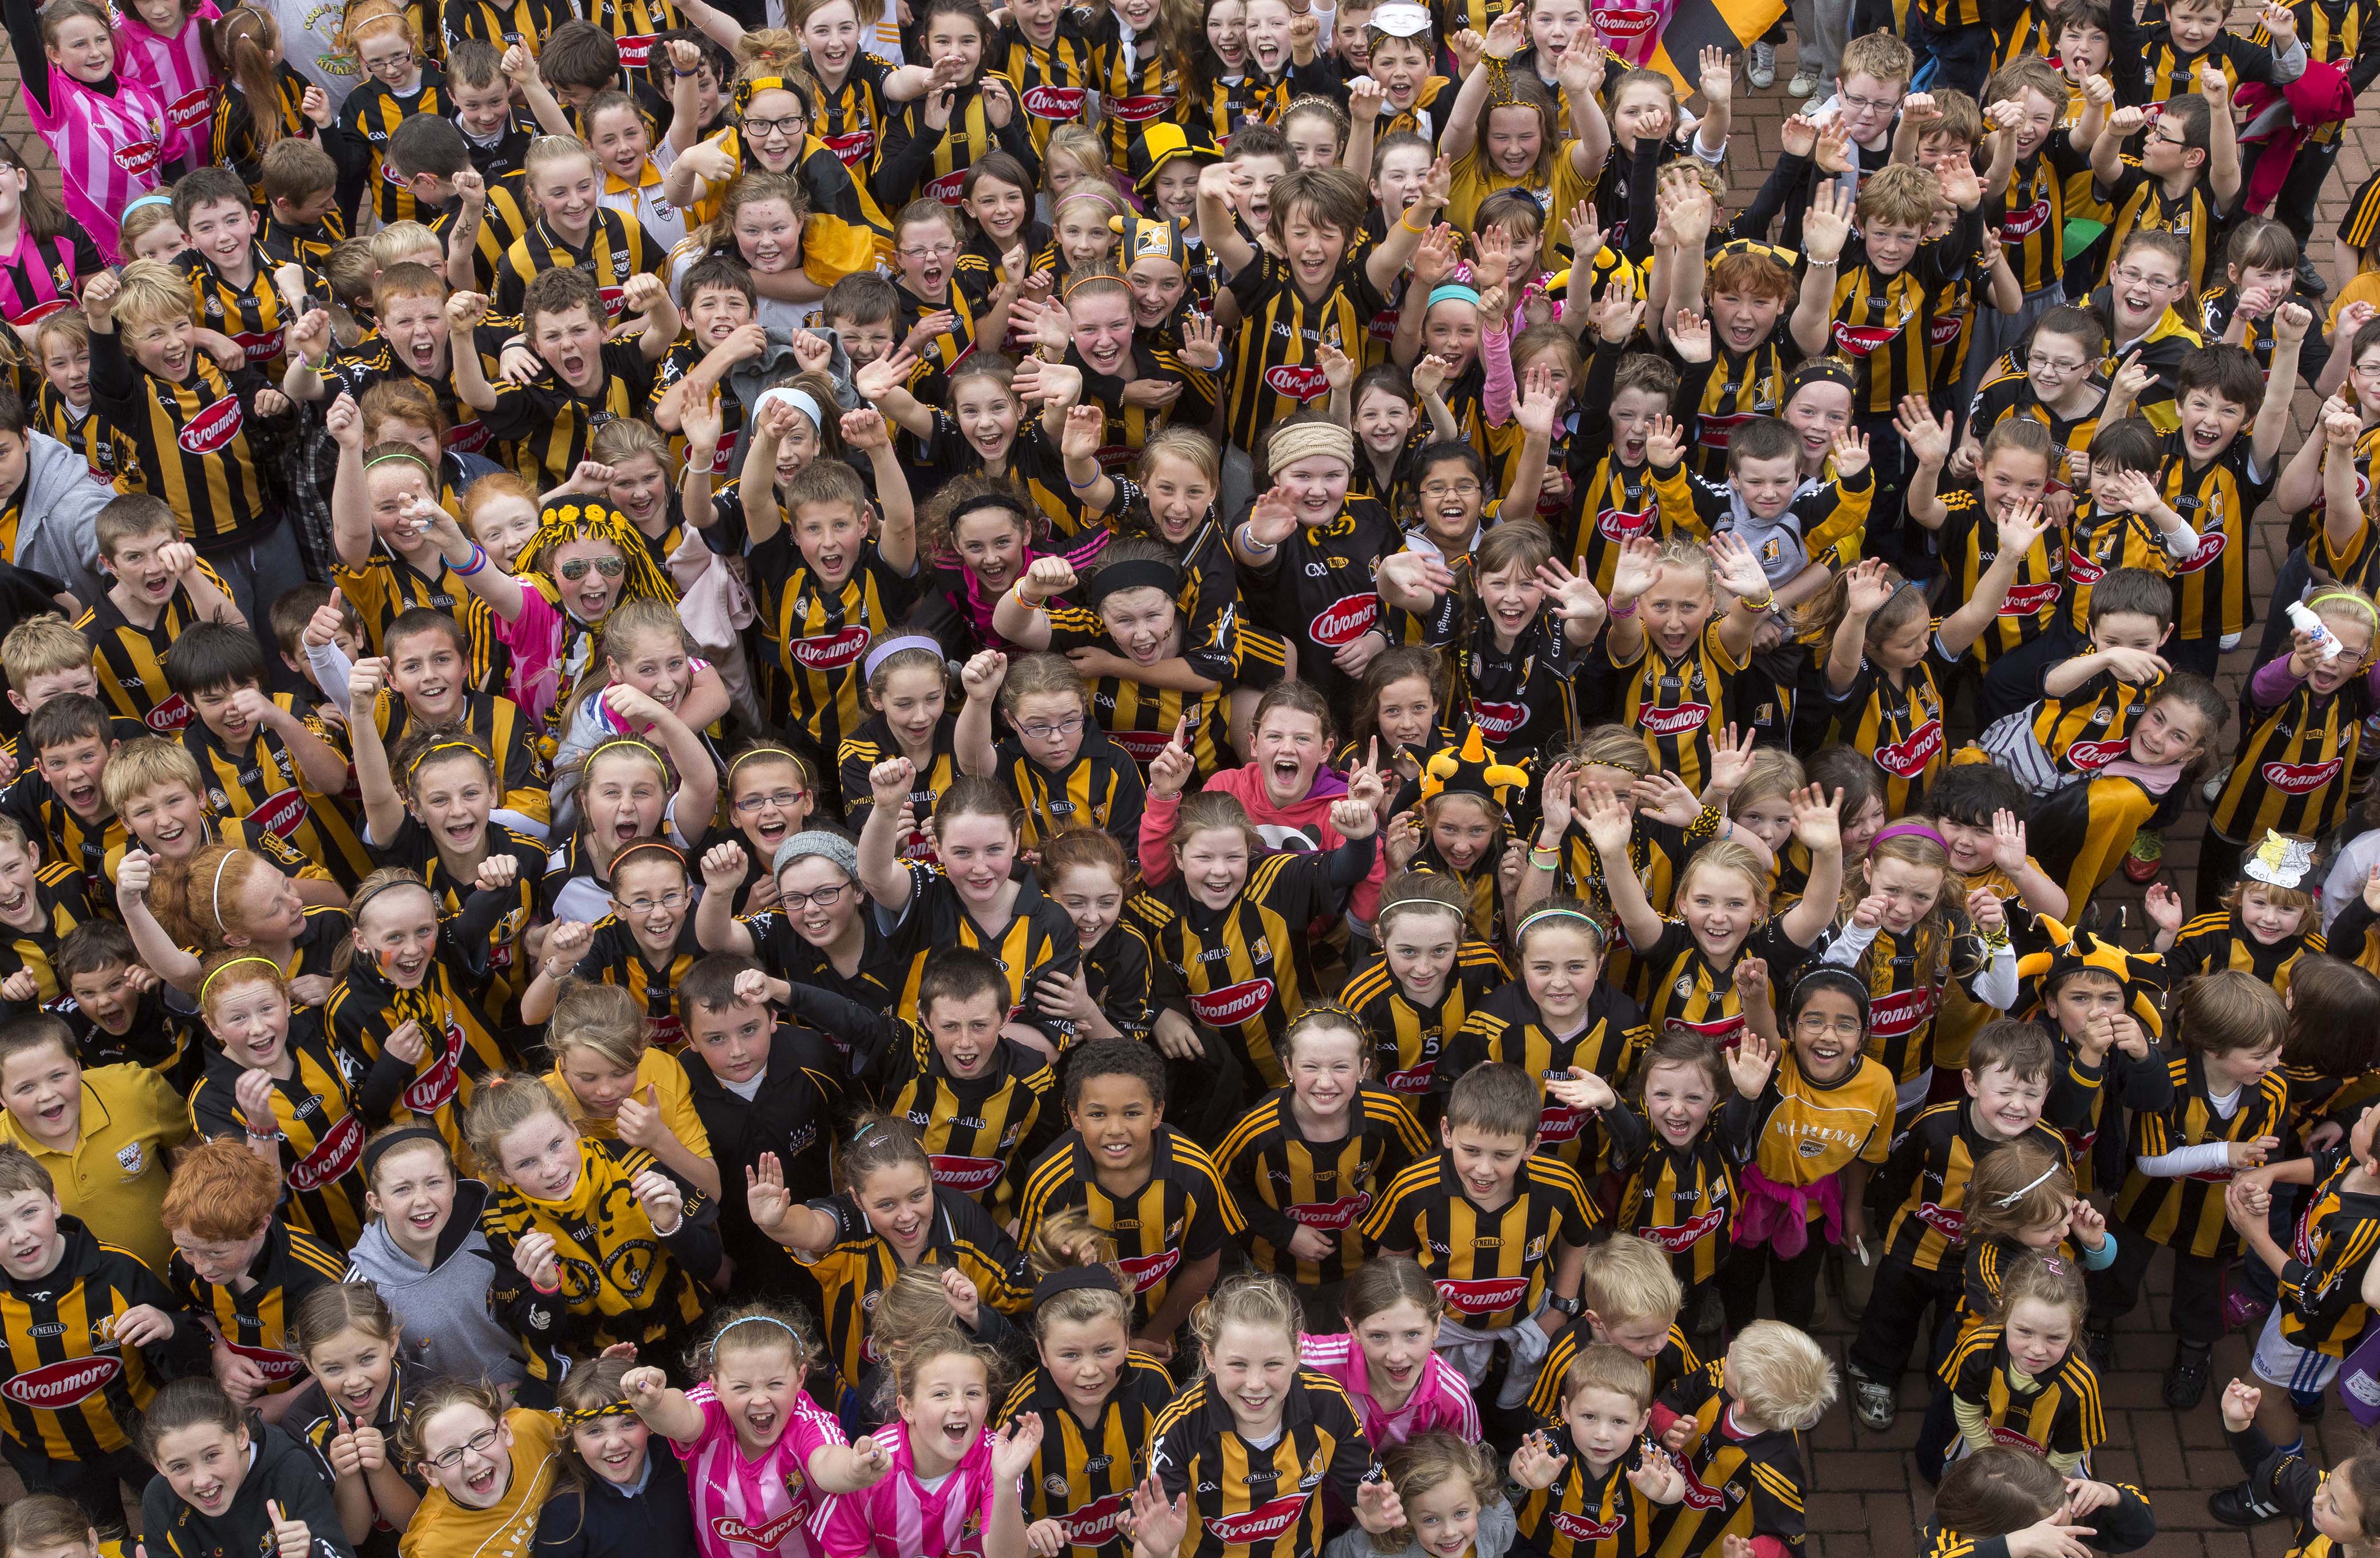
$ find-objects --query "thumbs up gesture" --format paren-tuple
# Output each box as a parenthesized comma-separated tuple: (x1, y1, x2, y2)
(266, 1501, 311, 1558)
(616, 1083, 665, 1149)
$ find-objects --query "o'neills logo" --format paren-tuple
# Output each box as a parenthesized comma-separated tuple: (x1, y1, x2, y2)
(1024, 85, 1088, 118)
(1265, 362, 1331, 401)
(1554, 1510, 1625, 1540)
(1832, 322, 1899, 357)
(2263, 758, 2343, 794)
(1872, 718, 1943, 778)
(1677, 1465, 1727, 1512)
(822, 130, 874, 167)
(2066, 551, 2106, 584)
(2, 1356, 120, 1408)
(225, 1342, 305, 1382)
(614, 32, 657, 65)
(1386, 1062, 1435, 1094)
(1288, 1193, 1371, 1231)
(1209, 1495, 1307, 1544)
(145, 693, 191, 733)
(793, 624, 871, 671)
(1109, 94, 1175, 122)
(1116, 1248, 1180, 1292)
(1592, 6, 1658, 37)
(232, 329, 285, 363)
(1869, 985, 1938, 1038)
(1643, 1207, 1726, 1253)
(1470, 699, 1525, 742)
(247, 786, 309, 839)
(929, 1154, 1006, 1193)
(1597, 505, 1655, 541)
(2176, 532, 2225, 574)
(2000, 580, 2062, 615)
(1915, 1200, 1964, 1239)
(1990, 1426, 2044, 1452)
(288, 1113, 365, 1191)
(1434, 1275, 1529, 1314)
(2065, 737, 2129, 770)
(1189, 978, 1275, 1026)
(1060, 1493, 1128, 1545)
(1639, 702, 1711, 737)
(178, 395, 244, 455)
(2003, 199, 2051, 239)
(1108, 727, 1174, 761)
(713, 1506, 809, 1547)
(927, 169, 968, 206)
(113, 140, 161, 177)
(1310, 593, 1382, 647)
(167, 87, 214, 131)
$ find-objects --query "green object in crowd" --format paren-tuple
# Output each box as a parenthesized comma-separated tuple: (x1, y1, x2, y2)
(2064, 219, 2106, 265)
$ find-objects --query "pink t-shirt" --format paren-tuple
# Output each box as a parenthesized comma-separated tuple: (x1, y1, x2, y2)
(1296, 1332, 1481, 1449)
(674, 1382, 845, 1558)
(811, 1422, 1002, 1558)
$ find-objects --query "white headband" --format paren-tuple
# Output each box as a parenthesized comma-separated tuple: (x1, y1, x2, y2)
(756, 386, 826, 432)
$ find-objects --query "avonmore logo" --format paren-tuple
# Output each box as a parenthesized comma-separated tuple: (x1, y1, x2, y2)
(2, 1356, 120, 1408)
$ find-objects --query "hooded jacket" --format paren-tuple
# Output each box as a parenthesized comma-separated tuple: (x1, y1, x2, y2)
(141, 1413, 356, 1558)
(343, 1179, 526, 1389)
(531, 1447, 698, 1558)
(13, 429, 110, 607)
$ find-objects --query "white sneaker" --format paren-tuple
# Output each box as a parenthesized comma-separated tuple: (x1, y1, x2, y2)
(1789, 66, 1822, 96)
(1749, 41, 1777, 86)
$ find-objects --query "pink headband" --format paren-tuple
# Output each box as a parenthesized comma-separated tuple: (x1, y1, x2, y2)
(1869, 822, 1949, 856)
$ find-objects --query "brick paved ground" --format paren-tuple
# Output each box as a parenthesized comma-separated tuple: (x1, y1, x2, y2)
(0, 15, 2359, 1551)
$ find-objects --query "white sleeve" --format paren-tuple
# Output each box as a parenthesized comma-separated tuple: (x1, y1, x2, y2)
(2136, 1141, 2236, 1177)
(1964, 943, 2020, 1013)
(1818, 921, 1876, 968)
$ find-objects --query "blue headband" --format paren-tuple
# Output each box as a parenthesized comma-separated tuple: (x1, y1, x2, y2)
(124, 192, 175, 215)
(1428, 283, 1482, 311)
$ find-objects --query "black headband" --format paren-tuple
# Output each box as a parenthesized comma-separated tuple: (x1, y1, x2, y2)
(1033, 1266, 1127, 1306)
(1786, 357, 1857, 398)
(362, 1126, 448, 1181)
(948, 492, 1029, 532)
(1087, 559, 1181, 605)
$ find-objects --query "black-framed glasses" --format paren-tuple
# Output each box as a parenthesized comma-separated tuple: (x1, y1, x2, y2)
(779, 881, 850, 911)
(428, 1427, 501, 1470)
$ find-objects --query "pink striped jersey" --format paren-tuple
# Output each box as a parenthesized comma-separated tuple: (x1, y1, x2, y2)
(116, 2, 223, 171)
(674, 1381, 846, 1558)
(0, 225, 101, 328)
(1296, 1332, 1481, 1450)
(812, 1420, 1004, 1558)
(22, 68, 167, 264)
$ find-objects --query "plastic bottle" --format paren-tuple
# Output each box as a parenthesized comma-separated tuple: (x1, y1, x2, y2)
(2289, 600, 2345, 661)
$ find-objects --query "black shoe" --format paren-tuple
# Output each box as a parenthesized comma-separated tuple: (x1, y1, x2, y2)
(2296, 256, 2331, 301)
(2085, 1326, 2115, 1374)
(2210, 1484, 2284, 1527)
(2165, 1342, 2212, 1410)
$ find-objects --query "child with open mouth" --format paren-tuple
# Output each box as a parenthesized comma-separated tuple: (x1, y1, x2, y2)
(400, 1379, 565, 1554)
(953, 640, 1147, 857)
(140, 1379, 347, 1558)
(342, 1131, 524, 1402)
(280, 1285, 433, 1558)
(527, 840, 712, 1052)
(1341, 873, 1505, 1109)
(833, 642, 956, 868)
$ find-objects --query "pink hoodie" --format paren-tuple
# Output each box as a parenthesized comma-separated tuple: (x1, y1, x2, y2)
(1138, 764, 1388, 925)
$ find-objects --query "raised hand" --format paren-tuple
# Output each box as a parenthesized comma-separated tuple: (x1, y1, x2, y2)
(2142, 881, 2185, 935)
(1147, 716, 1195, 799)
(266, 1501, 312, 1558)
(1706, 723, 1757, 794)
(1894, 395, 1952, 466)
(869, 756, 917, 810)
(1670, 308, 1713, 363)
(630, 1168, 684, 1233)
(1510, 1430, 1570, 1490)
(745, 1154, 792, 1232)
(1707, 531, 1770, 600)
(1644, 414, 1687, 469)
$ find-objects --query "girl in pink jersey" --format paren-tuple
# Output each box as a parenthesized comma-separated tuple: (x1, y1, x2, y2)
(0, 140, 101, 330)
(812, 1327, 1045, 1558)
(620, 1306, 894, 1558)
(116, 0, 223, 176)
(1, 0, 168, 263)
(1299, 1257, 1481, 1451)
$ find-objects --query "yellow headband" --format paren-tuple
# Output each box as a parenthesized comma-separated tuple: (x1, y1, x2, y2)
(200, 955, 284, 1005)
(734, 74, 791, 113)
(407, 739, 490, 779)
(726, 746, 800, 779)
(586, 737, 661, 770)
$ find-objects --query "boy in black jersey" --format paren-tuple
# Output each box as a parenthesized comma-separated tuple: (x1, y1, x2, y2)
(2089, 89, 2237, 296)
(158, 1139, 344, 1418)
(453, 266, 676, 489)
(5, 697, 124, 914)
(1646, 1320, 1835, 1558)
(1511, 1342, 1688, 1558)
(53, 922, 197, 1089)
(78, 496, 247, 734)
(255, 141, 344, 273)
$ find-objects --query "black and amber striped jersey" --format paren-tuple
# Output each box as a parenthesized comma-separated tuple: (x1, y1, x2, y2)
(2212, 671, 2369, 844)
(1340, 943, 1508, 1106)
(1968, 370, 2105, 494)
(1997, 139, 2093, 294)
(1213, 1084, 1429, 1286)
(2165, 911, 2325, 990)
(1551, 813, 1713, 992)
(1940, 1322, 2105, 1464)
(1361, 1149, 1597, 1328)
(492, 208, 662, 322)
(0, 861, 90, 1004)
(1220, 248, 1381, 456)
(188, 1018, 374, 1250)
(441, 0, 568, 50)
(0, 1216, 182, 1458)
(884, 863, 1084, 1050)
(377, 690, 546, 828)
(1514, 1430, 1674, 1558)
(1017, 1125, 1237, 1330)
(166, 1217, 344, 1399)
(1082, 12, 1178, 168)
(1807, 914, 1992, 1090)
(988, 14, 1098, 159)
(1527, 1319, 1701, 1423)
(180, 243, 299, 381)
(1652, 1361, 1809, 1558)
(1676, 331, 1799, 484)
(862, 1018, 1055, 1215)
(76, 564, 235, 733)
(836, 715, 962, 852)
(564, 916, 706, 1051)
(1000, 1353, 1175, 1558)
(1440, 981, 1648, 1170)
(33, 388, 139, 490)
(748, 537, 915, 761)
(1627, 917, 1811, 1051)
(1810, 632, 1961, 817)
(1039, 604, 1224, 780)
(1609, 620, 1740, 795)
(2026, 666, 2158, 781)
(793, 1182, 1032, 1394)
(210, 64, 314, 194)
(481, 341, 658, 489)
(1132, 845, 1368, 1088)
(425, 173, 534, 291)
(2099, 159, 2219, 294)
(86, 333, 277, 549)
(1936, 489, 2068, 667)
(1606, 1094, 1758, 1291)
(254, 211, 342, 278)
(336, 553, 516, 697)
(1148, 1369, 1376, 1558)
(990, 725, 1147, 854)
(1242, 496, 1399, 709)
(893, 277, 986, 404)
(181, 696, 372, 887)
(1825, 212, 1987, 414)
(2275, 1141, 2380, 1355)
(808, 54, 902, 173)
(338, 69, 445, 227)
(2116, 1053, 2291, 1258)
(1880, 1100, 2073, 1274)
(325, 948, 503, 1163)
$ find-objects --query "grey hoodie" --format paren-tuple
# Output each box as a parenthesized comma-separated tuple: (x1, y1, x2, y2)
(13, 429, 111, 607)
(343, 1179, 526, 1388)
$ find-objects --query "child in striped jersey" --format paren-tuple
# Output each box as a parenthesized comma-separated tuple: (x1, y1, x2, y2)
(813, 1327, 1044, 1558)
(1034, 827, 1154, 1046)
(2220, 1376, 2380, 1552)
(2146, 830, 2326, 988)
(1920, 1445, 2156, 1558)
(1928, 1253, 2105, 1485)
(1956, 1144, 2116, 1335)
(1346, 873, 1507, 1114)
(1509, 1344, 1688, 1558)
(1645, 1320, 1834, 1558)
(1329, 1432, 1521, 1558)
(618, 1306, 892, 1558)
(1527, 1235, 1702, 1427)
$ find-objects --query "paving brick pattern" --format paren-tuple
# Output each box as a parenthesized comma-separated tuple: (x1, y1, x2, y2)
(0, 12, 2356, 1550)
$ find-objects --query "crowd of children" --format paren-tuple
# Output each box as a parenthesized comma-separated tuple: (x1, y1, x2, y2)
(2, 0, 2380, 1553)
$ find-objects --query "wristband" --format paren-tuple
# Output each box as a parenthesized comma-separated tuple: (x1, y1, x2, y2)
(1608, 599, 1638, 618)
(1239, 521, 1276, 554)
(1067, 470, 1103, 489)
(1740, 590, 1775, 612)
(1400, 206, 1432, 234)
(1012, 581, 1037, 609)
(529, 1272, 561, 1294)
(454, 543, 489, 577)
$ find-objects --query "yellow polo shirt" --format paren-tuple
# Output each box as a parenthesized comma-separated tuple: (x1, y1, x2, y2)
(0, 1063, 190, 1275)
(542, 1049, 713, 1160)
